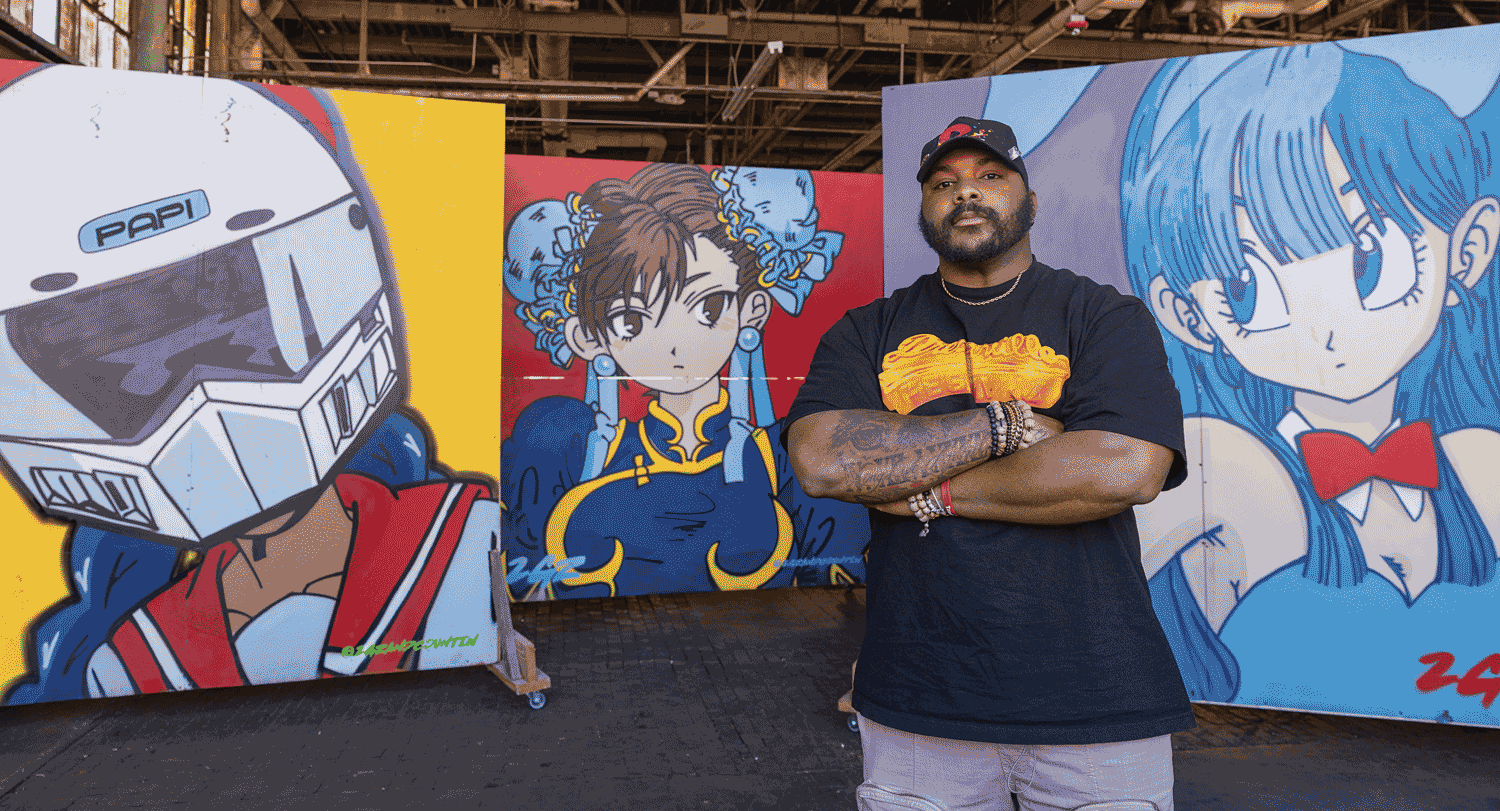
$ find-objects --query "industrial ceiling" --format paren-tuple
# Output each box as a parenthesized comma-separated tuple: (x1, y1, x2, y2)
(20, 0, 1492, 171)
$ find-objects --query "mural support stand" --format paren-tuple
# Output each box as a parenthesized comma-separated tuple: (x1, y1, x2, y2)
(487, 549, 551, 709)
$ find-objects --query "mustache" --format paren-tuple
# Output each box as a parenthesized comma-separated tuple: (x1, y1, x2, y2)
(947, 203, 998, 226)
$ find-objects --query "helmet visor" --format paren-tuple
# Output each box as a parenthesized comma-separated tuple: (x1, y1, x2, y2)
(2, 196, 386, 443)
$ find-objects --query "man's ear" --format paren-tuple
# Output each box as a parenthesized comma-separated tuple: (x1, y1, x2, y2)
(1147, 275, 1217, 354)
(1447, 195, 1500, 306)
(740, 289, 773, 331)
(565, 316, 608, 362)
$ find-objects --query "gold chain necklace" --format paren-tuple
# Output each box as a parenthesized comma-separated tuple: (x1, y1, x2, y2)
(940, 266, 1027, 306)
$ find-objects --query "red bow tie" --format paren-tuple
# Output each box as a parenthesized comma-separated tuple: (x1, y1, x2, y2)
(1298, 421, 1439, 501)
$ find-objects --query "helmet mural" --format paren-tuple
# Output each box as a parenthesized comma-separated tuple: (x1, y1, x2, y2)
(0, 65, 403, 545)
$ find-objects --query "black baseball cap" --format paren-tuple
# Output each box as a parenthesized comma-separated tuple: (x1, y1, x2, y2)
(916, 116, 1028, 189)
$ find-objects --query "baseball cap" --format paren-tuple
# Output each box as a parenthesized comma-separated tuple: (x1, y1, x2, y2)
(916, 117, 1028, 189)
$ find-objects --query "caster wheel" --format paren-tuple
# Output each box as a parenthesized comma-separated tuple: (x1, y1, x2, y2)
(846, 714, 860, 734)
(526, 691, 547, 710)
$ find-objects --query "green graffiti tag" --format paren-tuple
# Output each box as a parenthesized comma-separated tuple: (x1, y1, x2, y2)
(340, 635, 481, 657)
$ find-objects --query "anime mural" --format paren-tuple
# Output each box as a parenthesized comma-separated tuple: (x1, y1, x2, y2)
(883, 24, 1500, 728)
(0, 61, 504, 706)
(502, 156, 877, 600)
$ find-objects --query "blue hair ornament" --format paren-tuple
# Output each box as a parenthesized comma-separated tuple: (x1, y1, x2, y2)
(714, 166, 843, 482)
(712, 166, 844, 317)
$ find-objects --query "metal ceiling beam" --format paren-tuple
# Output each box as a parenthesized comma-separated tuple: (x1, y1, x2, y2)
(226, 67, 883, 102)
(509, 115, 876, 135)
(1450, 0, 1483, 25)
(277, 2, 1308, 60)
(280, 2, 1008, 53)
(1306, 0, 1399, 33)
(286, 35, 482, 58)
(820, 124, 882, 171)
(245, 2, 313, 72)
(450, 0, 508, 64)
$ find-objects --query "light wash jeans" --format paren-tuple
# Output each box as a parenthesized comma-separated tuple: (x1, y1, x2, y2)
(856, 713, 1174, 811)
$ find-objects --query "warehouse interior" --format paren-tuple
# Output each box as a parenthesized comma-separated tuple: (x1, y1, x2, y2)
(2, 0, 1495, 170)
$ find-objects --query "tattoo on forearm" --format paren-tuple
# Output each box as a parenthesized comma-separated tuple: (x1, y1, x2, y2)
(823, 411, 990, 502)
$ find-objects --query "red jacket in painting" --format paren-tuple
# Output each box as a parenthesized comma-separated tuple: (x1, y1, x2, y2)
(102, 474, 491, 693)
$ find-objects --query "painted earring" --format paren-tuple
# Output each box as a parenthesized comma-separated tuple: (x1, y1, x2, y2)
(592, 354, 616, 377)
(737, 327, 762, 353)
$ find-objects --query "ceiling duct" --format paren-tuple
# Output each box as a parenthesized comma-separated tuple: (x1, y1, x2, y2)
(566, 129, 669, 162)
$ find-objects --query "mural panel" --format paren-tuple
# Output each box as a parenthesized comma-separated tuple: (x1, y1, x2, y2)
(884, 25, 1500, 727)
(0, 61, 503, 705)
(502, 156, 877, 600)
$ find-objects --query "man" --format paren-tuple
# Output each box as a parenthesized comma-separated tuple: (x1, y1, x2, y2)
(785, 117, 1193, 811)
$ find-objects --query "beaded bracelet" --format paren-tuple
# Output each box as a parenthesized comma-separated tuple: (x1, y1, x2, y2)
(984, 400, 1003, 459)
(907, 492, 934, 536)
(907, 483, 955, 537)
(1004, 400, 1024, 455)
(999, 399, 1041, 455)
(987, 399, 1029, 458)
(1014, 401, 1042, 450)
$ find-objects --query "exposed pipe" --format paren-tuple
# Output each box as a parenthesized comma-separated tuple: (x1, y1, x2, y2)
(450, 0, 508, 65)
(226, 69, 885, 105)
(510, 116, 879, 135)
(631, 43, 694, 102)
(357, 0, 371, 75)
(132, 0, 172, 71)
(1451, 0, 1483, 25)
(209, 0, 233, 77)
(537, 32, 570, 157)
(721, 7, 1015, 32)
(377, 87, 647, 102)
(972, 0, 1114, 76)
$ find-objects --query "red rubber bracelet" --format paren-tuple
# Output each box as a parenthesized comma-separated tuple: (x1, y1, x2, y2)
(940, 480, 954, 515)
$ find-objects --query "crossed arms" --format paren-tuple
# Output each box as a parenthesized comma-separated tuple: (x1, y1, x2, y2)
(786, 407, 1175, 525)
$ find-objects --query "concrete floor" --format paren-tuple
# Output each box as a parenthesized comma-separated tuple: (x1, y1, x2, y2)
(0, 586, 1496, 810)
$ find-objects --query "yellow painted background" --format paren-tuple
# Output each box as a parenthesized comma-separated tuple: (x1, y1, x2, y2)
(0, 87, 504, 698)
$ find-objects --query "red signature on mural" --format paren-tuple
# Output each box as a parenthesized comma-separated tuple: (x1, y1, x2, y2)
(1415, 652, 1500, 708)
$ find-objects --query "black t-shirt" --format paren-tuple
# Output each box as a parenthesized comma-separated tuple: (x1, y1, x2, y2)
(784, 260, 1194, 745)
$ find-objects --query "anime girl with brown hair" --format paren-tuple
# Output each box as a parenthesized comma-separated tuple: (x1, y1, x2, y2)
(502, 162, 867, 599)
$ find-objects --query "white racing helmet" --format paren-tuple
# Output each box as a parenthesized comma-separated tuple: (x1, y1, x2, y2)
(0, 64, 402, 545)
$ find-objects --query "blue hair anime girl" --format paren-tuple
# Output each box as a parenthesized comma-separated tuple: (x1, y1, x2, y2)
(501, 163, 868, 600)
(1122, 45, 1500, 724)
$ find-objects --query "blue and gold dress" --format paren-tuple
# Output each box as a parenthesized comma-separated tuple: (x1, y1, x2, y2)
(502, 390, 869, 599)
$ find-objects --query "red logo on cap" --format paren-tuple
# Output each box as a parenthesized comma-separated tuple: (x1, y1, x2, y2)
(938, 123, 972, 144)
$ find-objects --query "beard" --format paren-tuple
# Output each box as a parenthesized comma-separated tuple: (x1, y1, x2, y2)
(919, 194, 1035, 265)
